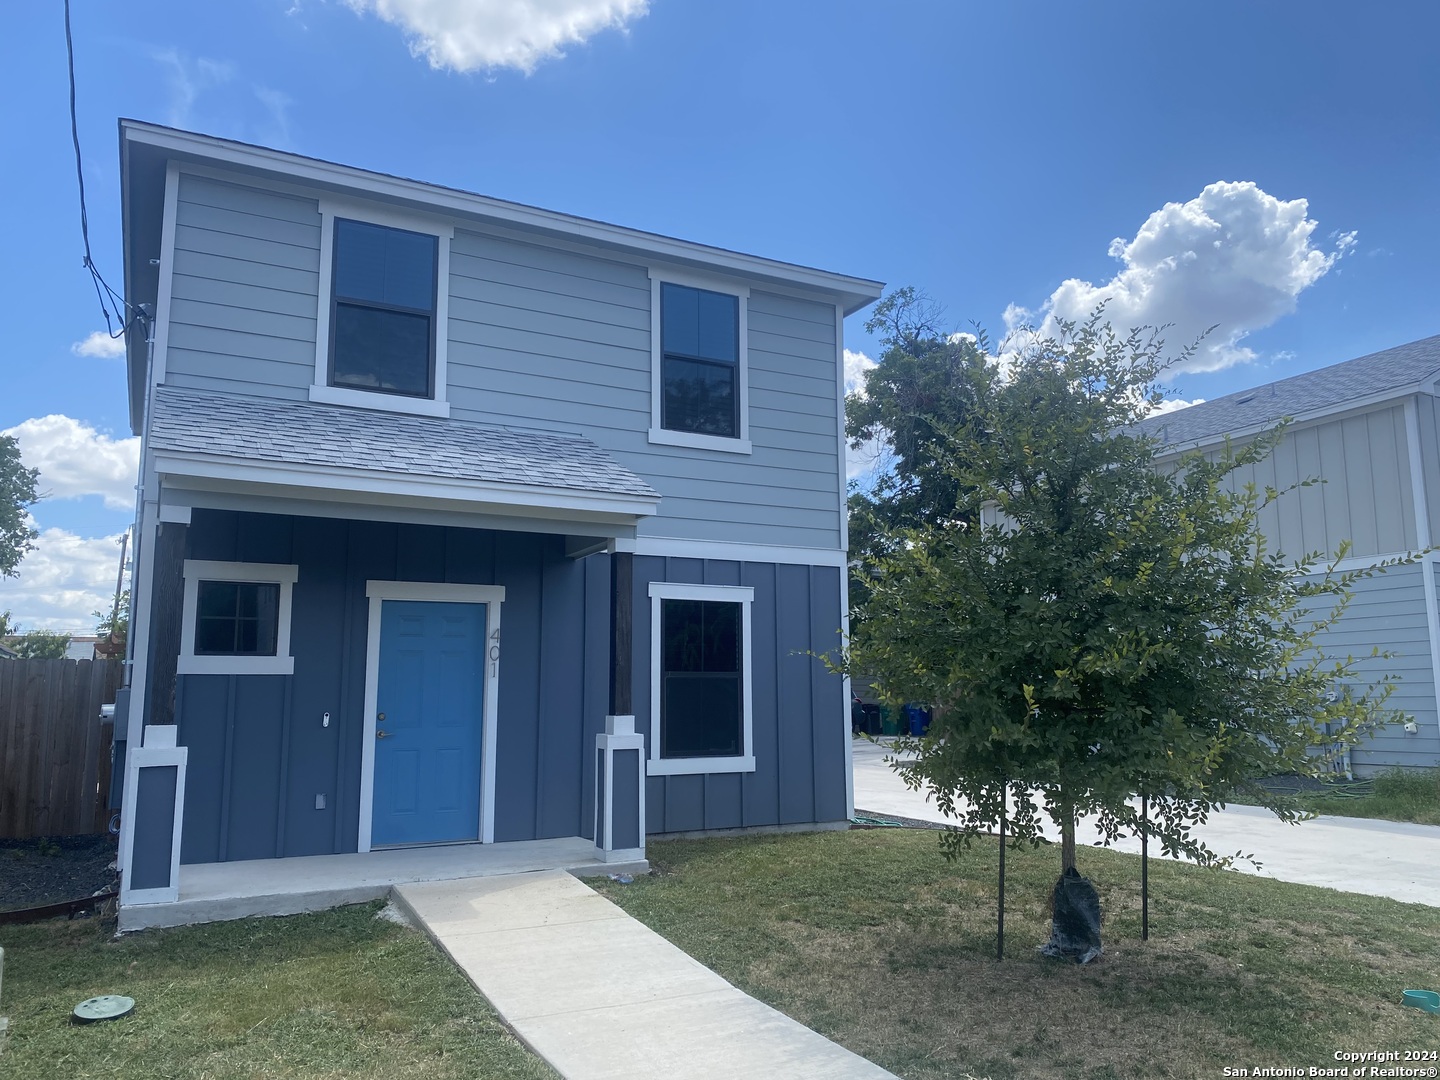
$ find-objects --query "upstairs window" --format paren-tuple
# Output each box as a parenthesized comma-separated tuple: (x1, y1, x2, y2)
(661, 283, 739, 437)
(648, 272, 751, 454)
(329, 219, 438, 399)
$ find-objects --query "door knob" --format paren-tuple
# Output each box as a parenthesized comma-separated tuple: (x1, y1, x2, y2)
(376, 730, 391, 739)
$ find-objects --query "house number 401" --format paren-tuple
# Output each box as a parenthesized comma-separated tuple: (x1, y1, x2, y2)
(489, 628, 500, 675)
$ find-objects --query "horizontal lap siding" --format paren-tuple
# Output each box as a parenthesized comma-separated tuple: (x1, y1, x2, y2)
(160, 175, 844, 548)
(446, 232, 843, 548)
(1306, 563, 1440, 771)
(167, 175, 321, 399)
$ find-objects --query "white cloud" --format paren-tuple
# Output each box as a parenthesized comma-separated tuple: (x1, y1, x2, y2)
(3, 416, 140, 512)
(1013, 182, 1348, 373)
(1145, 397, 1205, 417)
(0, 527, 127, 633)
(343, 0, 650, 74)
(153, 48, 236, 128)
(843, 348, 876, 396)
(71, 331, 126, 359)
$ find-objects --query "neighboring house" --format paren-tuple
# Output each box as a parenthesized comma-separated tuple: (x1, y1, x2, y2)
(114, 121, 882, 912)
(64, 636, 103, 661)
(1136, 334, 1440, 773)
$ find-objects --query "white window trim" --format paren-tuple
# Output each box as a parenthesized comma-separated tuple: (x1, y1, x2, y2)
(311, 197, 454, 419)
(178, 560, 299, 676)
(648, 267, 752, 455)
(647, 581, 756, 775)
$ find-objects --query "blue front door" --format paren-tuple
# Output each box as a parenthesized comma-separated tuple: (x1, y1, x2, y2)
(372, 600, 486, 847)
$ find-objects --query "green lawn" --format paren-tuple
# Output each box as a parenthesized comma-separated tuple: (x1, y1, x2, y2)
(1230, 768, 1440, 826)
(0, 903, 555, 1080)
(594, 829, 1440, 1080)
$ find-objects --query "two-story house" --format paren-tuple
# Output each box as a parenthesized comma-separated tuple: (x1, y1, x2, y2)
(1137, 335, 1440, 774)
(113, 120, 883, 927)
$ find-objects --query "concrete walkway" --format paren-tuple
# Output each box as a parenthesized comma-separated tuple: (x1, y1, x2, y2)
(394, 870, 896, 1080)
(853, 737, 1440, 907)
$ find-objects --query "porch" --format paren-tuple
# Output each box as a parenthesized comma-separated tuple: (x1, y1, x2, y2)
(118, 836, 648, 931)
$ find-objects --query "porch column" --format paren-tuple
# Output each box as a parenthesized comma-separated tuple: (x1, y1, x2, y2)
(595, 551, 645, 863)
(122, 518, 189, 906)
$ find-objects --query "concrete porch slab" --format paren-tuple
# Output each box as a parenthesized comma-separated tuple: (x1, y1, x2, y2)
(118, 836, 647, 931)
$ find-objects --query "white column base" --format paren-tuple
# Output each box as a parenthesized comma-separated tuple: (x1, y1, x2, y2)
(595, 714, 646, 861)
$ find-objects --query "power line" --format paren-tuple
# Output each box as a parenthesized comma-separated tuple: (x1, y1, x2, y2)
(64, 0, 142, 341)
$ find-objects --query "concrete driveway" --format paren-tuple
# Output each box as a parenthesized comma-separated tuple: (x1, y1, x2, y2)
(852, 736, 1440, 907)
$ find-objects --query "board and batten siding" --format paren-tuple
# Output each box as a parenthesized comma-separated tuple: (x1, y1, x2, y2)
(1202, 404, 1418, 562)
(1304, 562, 1440, 772)
(161, 171, 843, 550)
(170, 510, 846, 863)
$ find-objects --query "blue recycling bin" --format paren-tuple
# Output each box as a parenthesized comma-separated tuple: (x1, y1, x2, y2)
(904, 704, 930, 736)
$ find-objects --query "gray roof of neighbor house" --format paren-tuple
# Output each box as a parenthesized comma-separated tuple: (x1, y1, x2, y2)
(147, 385, 660, 501)
(1136, 334, 1440, 449)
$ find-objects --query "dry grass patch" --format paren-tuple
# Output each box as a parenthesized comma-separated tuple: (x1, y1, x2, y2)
(0, 903, 555, 1080)
(595, 829, 1440, 1080)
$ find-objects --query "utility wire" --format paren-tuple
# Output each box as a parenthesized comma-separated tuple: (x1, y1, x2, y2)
(64, 0, 142, 339)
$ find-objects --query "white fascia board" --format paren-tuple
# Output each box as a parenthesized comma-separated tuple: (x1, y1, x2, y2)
(120, 121, 885, 314)
(152, 451, 660, 521)
(1149, 386, 1435, 461)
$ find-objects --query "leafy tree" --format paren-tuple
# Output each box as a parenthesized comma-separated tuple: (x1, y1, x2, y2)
(0, 610, 12, 639)
(94, 588, 130, 655)
(845, 288, 990, 607)
(0, 434, 40, 579)
(848, 310, 1406, 898)
(12, 629, 71, 659)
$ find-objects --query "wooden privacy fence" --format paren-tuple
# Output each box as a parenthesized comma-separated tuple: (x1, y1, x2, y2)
(0, 659, 122, 839)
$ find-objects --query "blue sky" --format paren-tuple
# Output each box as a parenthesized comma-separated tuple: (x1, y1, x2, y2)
(3, 0, 1438, 629)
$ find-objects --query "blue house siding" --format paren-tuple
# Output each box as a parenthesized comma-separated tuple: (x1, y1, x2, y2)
(634, 556, 848, 834)
(162, 169, 845, 550)
(171, 509, 845, 864)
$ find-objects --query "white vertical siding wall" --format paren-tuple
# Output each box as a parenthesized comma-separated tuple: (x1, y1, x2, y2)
(1215, 405, 1417, 561)
(161, 171, 843, 549)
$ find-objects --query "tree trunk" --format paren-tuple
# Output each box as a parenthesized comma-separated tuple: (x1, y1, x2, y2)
(1060, 803, 1077, 873)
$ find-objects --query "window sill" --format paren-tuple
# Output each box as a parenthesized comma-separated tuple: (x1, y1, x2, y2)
(647, 754, 756, 776)
(177, 655, 296, 676)
(309, 383, 451, 418)
(647, 427, 752, 455)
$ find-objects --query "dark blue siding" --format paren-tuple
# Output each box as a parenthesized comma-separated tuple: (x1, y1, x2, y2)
(169, 508, 846, 863)
(131, 764, 179, 890)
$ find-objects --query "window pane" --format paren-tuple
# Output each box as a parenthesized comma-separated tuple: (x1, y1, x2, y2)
(662, 599, 703, 673)
(334, 219, 436, 311)
(661, 283, 699, 359)
(194, 581, 280, 657)
(332, 303, 432, 397)
(662, 356, 736, 437)
(660, 598, 744, 759)
(661, 673, 742, 757)
(661, 283, 736, 363)
(701, 601, 740, 673)
(695, 289, 737, 362)
(197, 580, 238, 620)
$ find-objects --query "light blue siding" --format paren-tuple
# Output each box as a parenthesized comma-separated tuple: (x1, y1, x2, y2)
(161, 171, 844, 550)
(1310, 561, 1440, 772)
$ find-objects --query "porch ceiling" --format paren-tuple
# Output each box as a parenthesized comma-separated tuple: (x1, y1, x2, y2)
(149, 386, 660, 529)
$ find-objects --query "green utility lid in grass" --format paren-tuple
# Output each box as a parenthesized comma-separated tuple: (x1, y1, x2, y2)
(72, 995, 134, 1023)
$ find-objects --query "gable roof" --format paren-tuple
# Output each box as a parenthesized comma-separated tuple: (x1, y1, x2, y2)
(148, 386, 660, 518)
(1137, 334, 1440, 449)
